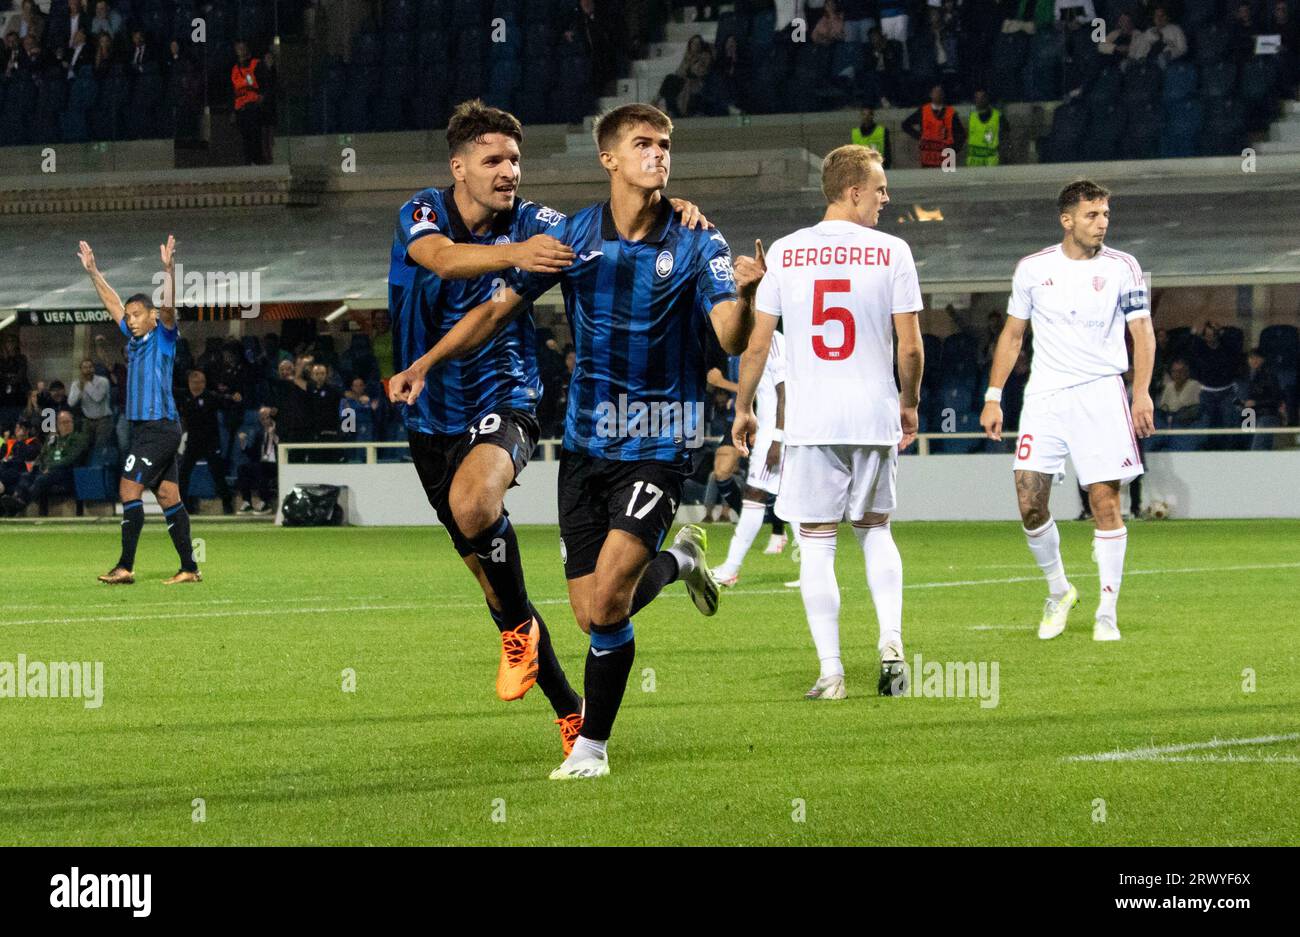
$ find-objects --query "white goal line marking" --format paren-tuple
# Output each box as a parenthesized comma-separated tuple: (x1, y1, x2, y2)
(1065, 732, 1300, 763)
(9, 561, 1300, 627)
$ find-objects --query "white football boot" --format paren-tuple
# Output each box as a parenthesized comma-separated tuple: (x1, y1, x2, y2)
(1093, 615, 1122, 642)
(1037, 584, 1079, 640)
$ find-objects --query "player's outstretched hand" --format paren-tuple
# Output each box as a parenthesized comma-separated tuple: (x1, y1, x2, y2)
(899, 404, 918, 452)
(388, 369, 425, 406)
(1131, 392, 1155, 438)
(160, 234, 175, 268)
(732, 409, 758, 456)
(733, 239, 767, 298)
(668, 197, 712, 230)
(980, 401, 1003, 441)
(513, 234, 574, 273)
(77, 241, 97, 273)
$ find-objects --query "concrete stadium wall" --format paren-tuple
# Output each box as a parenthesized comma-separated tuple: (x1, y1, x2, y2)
(278, 450, 1300, 526)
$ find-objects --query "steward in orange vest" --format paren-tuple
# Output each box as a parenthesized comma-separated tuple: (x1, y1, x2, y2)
(902, 85, 967, 168)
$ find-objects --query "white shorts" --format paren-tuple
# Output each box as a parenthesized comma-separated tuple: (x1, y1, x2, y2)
(775, 444, 897, 523)
(744, 433, 782, 496)
(1014, 375, 1144, 486)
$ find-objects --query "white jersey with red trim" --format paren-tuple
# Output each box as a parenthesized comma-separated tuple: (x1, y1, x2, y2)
(754, 220, 923, 446)
(1007, 243, 1150, 396)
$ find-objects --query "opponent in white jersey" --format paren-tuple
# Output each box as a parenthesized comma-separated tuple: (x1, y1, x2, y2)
(712, 331, 786, 587)
(732, 144, 925, 700)
(980, 180, 1156, 643)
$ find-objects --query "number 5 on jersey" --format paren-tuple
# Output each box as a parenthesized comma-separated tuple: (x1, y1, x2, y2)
(812, 279, 856, 360)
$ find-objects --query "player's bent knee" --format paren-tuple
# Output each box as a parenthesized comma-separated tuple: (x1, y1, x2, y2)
(855, 512, 890, 528)
(450, 494, 500, 541)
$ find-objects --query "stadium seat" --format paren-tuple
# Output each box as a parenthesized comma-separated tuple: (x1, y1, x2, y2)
(493, 0, 524, 20)
(1085, 64, 1122, 107)
(90, 71, 132, 141)
(352, 32, 382, 67)
(1194, 23, 1230, 65)
(1122, 60, 1163, 105)
(990, 31, 1030, 101)
(1182, 0, 1218, 28)
(237, 1, 275, 43)
(1, 74, 36, 146)
(33, 73, 67, 144)
(452, 0, 484, 27)
(940, 333, 979, 381)
(1121, 99, 1161, 160)
(1199, 60, 1236, 99)
(456, 28, 486, 69)
(128, 74, 165, 139)
(185, 462, 216, 500)
(341, 66, 382, 132)
(418, 0, 451, 32)
(384, 30, 414, 65)
(1238, 57, 1280, 132)
(1159, 97, 1202, 158)
(523, 21, 553, 60)
(417, 30, 448, 69)
(73, 465, 113, 503)
(1162, 60, 1197, 103)
(1039, 100, 1087, 163)
(412, 65, 448, 128)
(1083, 100, 1124, 161)
(483, 58, 521, 111)
(1198, 97, 1245, 155)
(383, 0, 419, 34)
(376, 64, 415, 131)
(61, 71, 96, 142)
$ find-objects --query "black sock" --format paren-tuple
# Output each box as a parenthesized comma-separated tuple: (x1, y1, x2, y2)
(629, 551, 681, 616)
(117, 499, 144, 570)
(581, 620, 635, 742)
(716, 474, 742, 513)
(467, 515, 531, 627)
(163, 502, 197, 572)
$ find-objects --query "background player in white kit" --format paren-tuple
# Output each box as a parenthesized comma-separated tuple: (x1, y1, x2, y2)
(980, 180, 1156, 642)
(712, 330, 786, 588)
(733, 145, 924, 699)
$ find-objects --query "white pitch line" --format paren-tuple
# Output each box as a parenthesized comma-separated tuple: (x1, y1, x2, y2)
(1065, 732, 1300, 763)
(1148, 754, 1300, 764)
(8, 561, 1300, 628)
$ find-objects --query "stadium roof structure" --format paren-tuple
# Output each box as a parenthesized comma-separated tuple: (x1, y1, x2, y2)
(2, 153, 1298, 314)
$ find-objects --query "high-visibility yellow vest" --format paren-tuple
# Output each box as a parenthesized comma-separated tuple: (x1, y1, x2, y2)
(851, 122, 886, 155)
(967, 108, 1001, 166)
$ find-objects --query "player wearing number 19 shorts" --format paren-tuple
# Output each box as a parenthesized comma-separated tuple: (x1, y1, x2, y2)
(733, 144, 925, 701)
(980, 180, 1156, 643)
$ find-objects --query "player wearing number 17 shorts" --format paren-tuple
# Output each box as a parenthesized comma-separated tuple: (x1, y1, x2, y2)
(733, 144, 925, 700)
(980, 180, 1156, 643)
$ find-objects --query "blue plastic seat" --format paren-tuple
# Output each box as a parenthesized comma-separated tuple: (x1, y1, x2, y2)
(1198, 60, 1235, 99)
(1162, 59, 1197, 103)
(1159, 97, 1202, 157)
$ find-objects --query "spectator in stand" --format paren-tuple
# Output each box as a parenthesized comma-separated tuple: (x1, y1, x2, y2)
(1229, 3, 1259, 66)
(57, 0, 87, 51)
(20, 387, 44, 429)
(176, 369, 236, 514)
(566, 0, 622, 96)
(978, 310, 1004, 370)
(339, 333, 379, 385)
(0, 418, 41, 496)
(259, 49, 277, 164)
(0, 409, 88, 516)
(704, 32, 746, 115)
(1054, 0, 1096, 24)
(1150, 326, 1169, 398)
(812, 0, 846, 45)
(1271, 0, 1298, 98)
(231, 40, 270, 165)
(15, 0, 45, 46)
(1101, 12, 1138, 61)
(879, 0, 910, 68)
(266, 357, 307, 445)
(1189, 320, 1244, 448)
(866, 25, 906, 107)
(339, 376, 379, 459)
(656, 34, 713, 117)
(304, 362, 342, 462)
(91, 30, 114, 78)
(1242, 347, 1287, 450)
(19, 34, 46, 72)
(369, 310, 394, 377)
(0, 333, 29, 431)
(903, 84, 966, 168)
(920, 5, 962, 99)
(90, 1, 122, 39)
(840, 0, 876, 43)
(37, 379, 69, 414)
(236, 406, 278, 513)
(3, 31, 20, 76)
(69, 357, 113, 457)
(1130, 5, 1187, 68)
(967, 89, 1007, 166)
(1002, 348, 1031, 433)
(1149, 357, 1202, 451)
(125, 27, 151, 75)
(851, 105, 892, 166)
(61, 26, 89, 77)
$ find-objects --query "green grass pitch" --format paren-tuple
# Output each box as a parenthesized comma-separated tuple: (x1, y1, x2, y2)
(1, 518, 1297, 846)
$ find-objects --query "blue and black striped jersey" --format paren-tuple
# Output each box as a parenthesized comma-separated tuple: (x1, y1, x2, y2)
(510, 198, 738, 464)
(119, 317, 178, 422)
(388, 185, 562, 435)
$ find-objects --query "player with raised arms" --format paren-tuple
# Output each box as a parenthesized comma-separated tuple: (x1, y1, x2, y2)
(732, 145, 924, 700)
(79, 235, 201, 585)
(980, 180, 1155, 642)
(390, 103, 762, 779)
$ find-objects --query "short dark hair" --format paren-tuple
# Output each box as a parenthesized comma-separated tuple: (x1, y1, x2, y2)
(592, 103, 672, 153)
(1248, 347, 1264, 357)
(446, 99, 523, 156)
(123, 292, 153, 310)
(1058, 179, 1110, 214)
(49, 380, 66, 391)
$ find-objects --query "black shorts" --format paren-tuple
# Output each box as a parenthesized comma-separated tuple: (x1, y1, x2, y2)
(408, 409, 539, 556)
(557, 449, 690, 579)
(123, 419, 182, 489)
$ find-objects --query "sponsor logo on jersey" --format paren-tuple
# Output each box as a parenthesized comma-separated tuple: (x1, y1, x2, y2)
(655, 250, 674, 278)
(709, 255, 734, 284)
(535, 206, 565, 227)
(579, 250, 604, 262)
(494, 235, 510, 246)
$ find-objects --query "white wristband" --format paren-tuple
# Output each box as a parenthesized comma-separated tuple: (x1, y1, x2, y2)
(984, 387, 1003, 403)
(770, 429, 784, 442)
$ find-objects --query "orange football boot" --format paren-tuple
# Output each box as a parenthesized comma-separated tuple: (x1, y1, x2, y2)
(496, 618, 540, 701)
(555, 703, 584, 757)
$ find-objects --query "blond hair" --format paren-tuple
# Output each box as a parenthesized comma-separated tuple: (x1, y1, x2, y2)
(821, 144, 884, 203)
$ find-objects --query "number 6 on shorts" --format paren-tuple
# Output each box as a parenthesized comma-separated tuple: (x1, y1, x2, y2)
(1016, 434, 1033, 461)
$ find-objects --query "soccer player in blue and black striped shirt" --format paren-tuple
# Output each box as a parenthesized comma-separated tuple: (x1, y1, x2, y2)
(391, 104, 765, 779)
(79, 235, 200, 585)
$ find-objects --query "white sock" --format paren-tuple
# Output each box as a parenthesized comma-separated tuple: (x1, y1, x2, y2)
(667, 544, 695, 576)
(571, 736, 607, 759)
(798, 525, 842, 678)
(1024, 517, 1070, 597)
(1093, 526, 1127, 619)
(853, 521, 903, 651)
(719, 500, 766, 575)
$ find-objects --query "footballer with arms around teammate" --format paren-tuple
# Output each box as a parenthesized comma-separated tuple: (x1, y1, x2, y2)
(80, 235, 201, 585)
(387, 100, 711, 757)
(391, 103, 763, 779)
(980, 180, 1155, 642)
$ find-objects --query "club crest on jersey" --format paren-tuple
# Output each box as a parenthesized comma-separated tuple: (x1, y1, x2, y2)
(1092, 276, 1106, 291)
(709, 255, 734, 284)
(535, 206, 565, 227)
(655, 250, 674, 278)
(495, 235, 510, 246)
